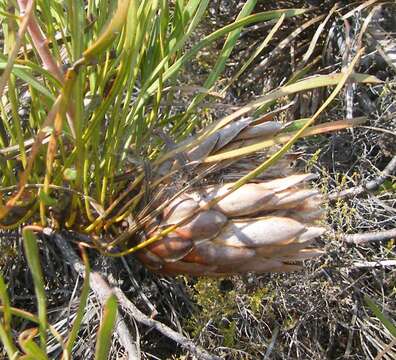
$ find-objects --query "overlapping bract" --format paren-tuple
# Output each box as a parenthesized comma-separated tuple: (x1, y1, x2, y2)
(137, 117, 326, 276)
(138, 174, 325, 276)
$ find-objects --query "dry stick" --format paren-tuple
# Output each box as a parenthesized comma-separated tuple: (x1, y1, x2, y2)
(52, 233, 220, 360)
(374, 337, 396, 360)
(343, 229, 396, 245)
(329, 155, 396, 201)
(51, 233, 140, 360)
(352, 260, 396, 268)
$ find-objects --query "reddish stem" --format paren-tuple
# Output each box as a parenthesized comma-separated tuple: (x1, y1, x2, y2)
(17, 0, 64, 83)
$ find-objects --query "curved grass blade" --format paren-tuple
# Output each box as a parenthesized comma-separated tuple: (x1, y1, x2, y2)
(145, 9, 307, 96)
(180, 0, 258, 134)
(203, 0, 257, 89)
(342, 0, 381, 20)
(301, 4, 338, 64)
(19, 328, 48, 360)
(82, 0, 131, 62)
(253, 14, 325, 76)
(0, 323, 17, 359)
(0, 305, 64, 342)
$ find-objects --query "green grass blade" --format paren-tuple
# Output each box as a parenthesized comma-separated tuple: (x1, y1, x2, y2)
(94, 295, 118, 360)
(22, 228, 47, 351)
(0, 269, 12, 329)
(178, 0, 209, 51)
(203, 0, 257, 89)
(185, 0, 204, 19)
(0, 305, 65, 344)
(223, 13, 286, 93)
(0, 322, 17, 359)
(0, 276, 18, 358)
(65, 249, 91, 356)
(19, 333, 48, 360)
(364, 296, 396, 337)
(0, 306, 39, 323)
(145, 9, 307, 96)
(0, 62, 56, 101)
(180, 0, 257, 134)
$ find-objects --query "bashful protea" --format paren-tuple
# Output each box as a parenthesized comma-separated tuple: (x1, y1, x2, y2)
(136, 116, 330, 276)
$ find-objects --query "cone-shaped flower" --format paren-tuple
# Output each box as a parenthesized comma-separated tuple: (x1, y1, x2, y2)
(138, 174, 326, 276)
(137, 117, 329, 276)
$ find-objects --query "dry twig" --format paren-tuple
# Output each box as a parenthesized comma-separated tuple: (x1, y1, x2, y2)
(329, 155, 396, 200)
(352, 260, 396, 268)
(343, 228, 396, 244)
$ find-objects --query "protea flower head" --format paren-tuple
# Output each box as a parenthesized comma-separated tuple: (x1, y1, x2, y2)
(136, 116, 328, 276)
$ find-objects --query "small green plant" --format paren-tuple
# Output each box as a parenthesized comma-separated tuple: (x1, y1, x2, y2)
(220, 320, 237, 348)
(249, 286, 274, 315)
(187, 278, 237, 339)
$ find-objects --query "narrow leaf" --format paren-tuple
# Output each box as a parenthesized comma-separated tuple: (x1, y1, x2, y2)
(65, 249, 91, 356)
(22, 229, 47, 351)
(204, 0, 257, 89)
(0, 63, 56, 101)
(0, 276, 18, 358)
(94, 295, 118, 360)
(364, 296, 396, 337)
(0, 274, 18, 359)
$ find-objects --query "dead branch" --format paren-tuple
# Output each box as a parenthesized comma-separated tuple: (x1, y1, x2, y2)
(52, 232, 220, 360)
(329, 155, 396, 200)
(343, 228, 396, 244)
